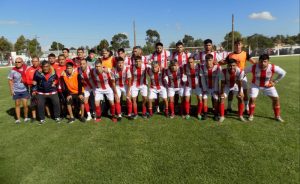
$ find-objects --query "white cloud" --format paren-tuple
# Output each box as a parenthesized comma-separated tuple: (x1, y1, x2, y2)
(0, 20, 19, 25)
(249, 11, 276, 20)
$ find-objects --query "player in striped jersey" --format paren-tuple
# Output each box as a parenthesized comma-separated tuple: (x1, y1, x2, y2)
(131, 46, 148, 66)
(91, 60, 118, 122)
(111, 57, 132, 121)
(164, 60, 185, 118)
(117, 48, 131, 67)
(171, 41, 191, 67)
(183, 57, 203, 120)
(147, 61, 168, 117)
(200, 54, 222, 121)
(78, 59, 94, 121)
(219, 59, 245, 123)
(244, 54, 286, 122)
(197, 39, 223, 65)
(130, 56, 148, 119)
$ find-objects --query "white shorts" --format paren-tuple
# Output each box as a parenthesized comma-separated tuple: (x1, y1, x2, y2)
(167, 87, 184, 97)
(116, 86, 128, 98)
(203, 89, 219, 100)
(149, 87, 167, 100)
(242, 77, 248, 90)
(94, 87, 114, 102)
(184, 87, 202, 97)
(84, 87, 93, 98)
(249, 84, 279, 98)
(223, 84, 243, 98)
(131, 85, 148, 98)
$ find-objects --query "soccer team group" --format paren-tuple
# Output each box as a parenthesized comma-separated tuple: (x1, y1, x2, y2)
(8, 39, 286, 124)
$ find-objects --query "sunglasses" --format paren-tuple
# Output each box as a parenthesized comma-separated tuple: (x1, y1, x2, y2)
(15, 62, 22, 63)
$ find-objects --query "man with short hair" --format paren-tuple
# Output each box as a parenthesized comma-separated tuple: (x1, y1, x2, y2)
(111, 57, 132, 120)
(244, 54, 286, 122)
(219, 59, 245, 123)
(117, 48, 131, 67)
(171, 41, 191, 67)
(90, 60, 118, 122)
(101, 48, 116, 69)
(200, 54, 222, 121)
(197, 39, 222, 65)
(131, 46, 148, 66)
(86, 49, 98, 68)
(32, 60, 61, 124)
(48, 53, 58, 69)
(8, 57, 30, 124)
(73, 48, 85, 68)
(60, 62, 85, 123)
(62, 48, 73, 64)
(130, 56, 148, 119)
(25, 56, 40, 122)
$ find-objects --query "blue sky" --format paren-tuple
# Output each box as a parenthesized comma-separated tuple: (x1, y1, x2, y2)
(0, 0, 299, 50)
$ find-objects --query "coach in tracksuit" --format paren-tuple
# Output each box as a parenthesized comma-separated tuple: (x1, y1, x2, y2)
(32, 60, 61, 124)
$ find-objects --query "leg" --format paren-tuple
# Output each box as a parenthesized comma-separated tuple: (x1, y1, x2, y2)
(185, 96, 190, 117)
(15, 99, 21, 121)
(132, 97, 138, 115)
(36, 94, 46, 120)
(50, 94, 61, 119)
(148, 99, 153, 116)
(169, 96, 175, 116)
(22, 98, 29, 119)
(196, 95, 203, 119)
(142, 96, 148, 115)
(248, 97, 256, 121)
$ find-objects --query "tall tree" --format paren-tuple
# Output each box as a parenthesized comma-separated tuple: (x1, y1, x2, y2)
(144, 29, 160, 54)
(97, 39, 109, 52)
(221, 31, 243, 51)
(182, 34, 195, 47)
(110, 33, 130, 51)
(194, 38, 203, 47)
(0, 36, 13, 59)
(14, 35, 27, 54)
(247, 34, 274, 50)
(27, 38, 42, 56)
(50, 41, 65, 51)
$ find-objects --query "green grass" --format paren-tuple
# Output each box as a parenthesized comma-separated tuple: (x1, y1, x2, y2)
(0, 56, 299, 184)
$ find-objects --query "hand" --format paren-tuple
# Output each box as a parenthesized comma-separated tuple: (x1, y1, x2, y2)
(103, 67, 109, 73)
(238, 91, 244, 98)
(32, 91, 37, 96)
(52, 81, 56, 87)
(32, 81, 37, 85)
(265, 81, 275, 88)
(10, 91, 15, 96)
(220, 93, 225, 99)
(79, 95, 84, 100)
(115, 94, 120, 102)
(67, 95, 72, 101)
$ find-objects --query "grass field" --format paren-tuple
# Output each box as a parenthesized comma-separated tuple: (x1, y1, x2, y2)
(0, 56, 299, 184)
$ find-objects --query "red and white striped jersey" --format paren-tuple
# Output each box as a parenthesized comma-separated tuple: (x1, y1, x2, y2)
(164, 67, 184, 88)
(147, 68, 165, 90)
(183, 64, 201, 89)
(131, 64, 148, 87)
(90, 68, 114, 90)
(78, 66, 94, 89)
(220, 68, 244, 88)
(200, 64, 222, 91)
(123, 56, 132, 67)
(112, 67, 131, 88)
(198, 51, 222, 65)
(171, 52, 190, 67)
(244, 64, 286, 87)
(150, 50, 170, 69)
(130, 55, 148, 66)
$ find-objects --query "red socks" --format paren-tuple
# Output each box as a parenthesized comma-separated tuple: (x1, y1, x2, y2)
(133, 102, 138, 115)
(238, 103, 244, 116)
(197, 102, 203, 115)
(169, 102, 174, 115)
(220, 103, 225, 116)
(84, 103, 90, 113)
(142, 104, 147, 114)
(96, 105, 102, 117)
(185, 101, 190, 115)
(273, 105, 280, 117)
(115, 102, 121, 115)
(149, 108, 153, 116)
(110, 104, 115, 116)
(249, 104, 255, 116)
(127, 100, 132, 116)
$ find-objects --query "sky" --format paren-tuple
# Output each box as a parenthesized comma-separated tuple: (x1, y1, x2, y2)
(0, 0, 299, 51)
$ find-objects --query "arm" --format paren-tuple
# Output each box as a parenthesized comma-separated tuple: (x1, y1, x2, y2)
(273, 66, 287, 84)
(77, 74, 84, 96)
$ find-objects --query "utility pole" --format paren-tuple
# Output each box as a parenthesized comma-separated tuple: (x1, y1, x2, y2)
(231, 14, 234, 52)
(133, 20, 136, 47)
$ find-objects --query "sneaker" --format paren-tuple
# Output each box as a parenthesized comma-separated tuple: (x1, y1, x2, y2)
(202, 113, 207, 120)
(219, 116, 225, 123)
(170, 114, 175, 119)
(142, 113, 148, 119)
(117, 114, 122, 121)
(185, 115, 190, 120)
(67, 118, 75, 124)
(132, 114, 138, 120)
(39, 119, 45, 125)
(79, 117, 86, 123)
(86, 115, 92, 121)
(55, 118, 61, 123)
(156, 106, 160, 113)
(31, 118, 36, 123)
(15, 119, 21, 124)
(275, 116, 285, 122)
(239, 116, 246, 122)
(213, 115, 220, 121)
(248, 115, 254, 121)
(197, 114, 202, 120)
(95, 118, 101, 122)
(24, 118, 31, 123)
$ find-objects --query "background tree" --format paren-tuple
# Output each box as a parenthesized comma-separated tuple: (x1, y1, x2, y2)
(221, 31, 243, 51)
(143, 29, 160, 54)
(0, 36, 13, 60)
(110, 33, 130, 51)
(27, 38, 42, 56)
(50, 41, 65, 51)
(96, 39, 109, 52)
(14, 35, 27, 54)
(246, 34, 274, 50)
(182, 34, 195, 47)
